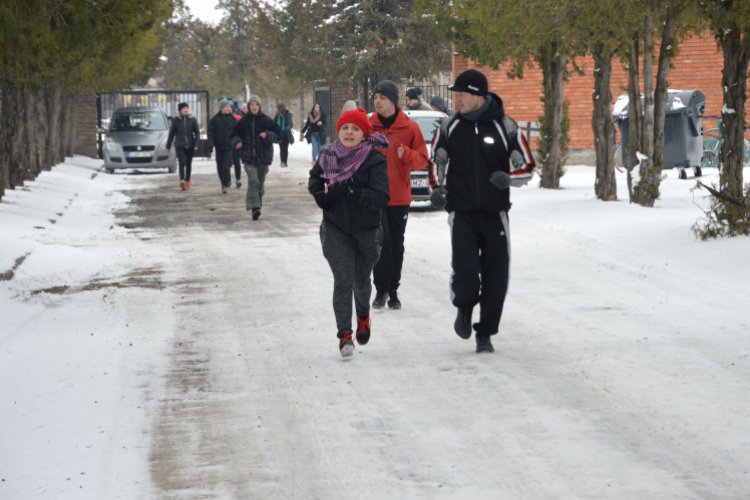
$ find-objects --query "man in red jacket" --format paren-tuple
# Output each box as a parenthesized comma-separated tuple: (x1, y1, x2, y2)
(369, 80, 429, 310)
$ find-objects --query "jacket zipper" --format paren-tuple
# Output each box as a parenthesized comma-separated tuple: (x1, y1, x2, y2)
(183, 116, 188, 147)
(474, 122, 482, 209)
(251, 115, 255, 159)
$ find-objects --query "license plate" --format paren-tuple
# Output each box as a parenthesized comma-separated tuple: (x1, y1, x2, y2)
(411, 178, 429, 188)
(127, 151, 152, 158)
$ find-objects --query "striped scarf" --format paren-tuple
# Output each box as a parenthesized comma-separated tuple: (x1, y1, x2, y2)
(318, 133, 389, 187)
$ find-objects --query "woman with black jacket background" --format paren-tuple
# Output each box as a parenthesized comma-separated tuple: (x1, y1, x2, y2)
(301, 103, 327, 165)
(167, 102, 200, 190)
(308, 109, 390, 357)
(274, 103, 294, 168)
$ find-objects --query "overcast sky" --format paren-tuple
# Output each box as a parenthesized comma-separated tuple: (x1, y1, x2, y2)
(184, 0, 224, 25)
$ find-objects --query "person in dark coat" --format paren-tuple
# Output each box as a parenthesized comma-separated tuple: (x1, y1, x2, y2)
(428, 69, 535, 353)
(167, 102, 200, 190)
(207, 99, 239, 194)
(274, 103, 294, 168)
(231, 95, 283, 221)
(301, 103, 327, 165)
(430, 95, 454, 116)
(309, 108, 390, 357)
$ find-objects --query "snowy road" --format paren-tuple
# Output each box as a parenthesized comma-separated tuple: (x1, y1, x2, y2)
(2, 151, 750, 499)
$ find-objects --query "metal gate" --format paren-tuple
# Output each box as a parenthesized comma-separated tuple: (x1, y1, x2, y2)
(314, 87, 332, 144)
(96, 90, 211, 158)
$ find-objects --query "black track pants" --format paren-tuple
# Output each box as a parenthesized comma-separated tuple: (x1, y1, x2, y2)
(232, 148, 241, 181)
(320, 222, 383, 336)
(373, 205, 409, 294)
(215, 149, 233, 188)
(279, 138, 289, 164)
(176, 147, 194, 181)
(449, 211, 510, 336)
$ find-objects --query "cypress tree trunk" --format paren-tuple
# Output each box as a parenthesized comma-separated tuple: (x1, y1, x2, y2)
(539, 43, 567, 189)
(634, 15, 656, 206)
(636, 7, 678, 207)
(626, 35, 643, 203)
(592, 42, 617, 201)
(2, 83, 30, 189)
(718, 25, 750, 204)
(46, 86, 63, 168)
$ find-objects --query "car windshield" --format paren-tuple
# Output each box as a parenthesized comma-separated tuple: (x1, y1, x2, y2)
(110, 111, 167, 132)
(412, 116, 444, 144)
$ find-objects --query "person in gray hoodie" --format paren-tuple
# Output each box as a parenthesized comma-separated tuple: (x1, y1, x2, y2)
(430, 95, 454, 116)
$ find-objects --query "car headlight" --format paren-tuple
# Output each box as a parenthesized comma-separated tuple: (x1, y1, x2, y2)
(105, 137, 120, 151)
(159, 136, 169, 150)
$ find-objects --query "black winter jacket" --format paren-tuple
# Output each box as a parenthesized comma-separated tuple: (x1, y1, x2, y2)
(302, 113, 327, 145)
(230, 112, 283, 166)
(207, 112, 238, 151)
(427, 93, 535, 213)
(308, 148, 390, 235)
(167, 113, 200, 150)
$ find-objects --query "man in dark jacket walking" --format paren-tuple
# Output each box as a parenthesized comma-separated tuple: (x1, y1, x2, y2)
(208, 99, 238, 194)
(167, 102, 200, 190)
(231, 95, 283, 220)
(428, 69, 535, 353)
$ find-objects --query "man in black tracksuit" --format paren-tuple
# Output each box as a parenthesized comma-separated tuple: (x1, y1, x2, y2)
(428, 70, 535, 353)
(207, 99, 238, 194)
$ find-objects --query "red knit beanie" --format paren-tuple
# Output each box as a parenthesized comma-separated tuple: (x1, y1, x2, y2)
(336, 108, 373, 139)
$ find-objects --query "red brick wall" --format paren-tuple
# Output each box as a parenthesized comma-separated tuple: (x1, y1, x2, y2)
(454, 33, 747, 150)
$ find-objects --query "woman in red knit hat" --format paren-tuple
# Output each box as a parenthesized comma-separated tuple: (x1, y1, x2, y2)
(308, 109, 391, 357)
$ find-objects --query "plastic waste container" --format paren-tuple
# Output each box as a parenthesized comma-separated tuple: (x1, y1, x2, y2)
(613, 89, 706, 178)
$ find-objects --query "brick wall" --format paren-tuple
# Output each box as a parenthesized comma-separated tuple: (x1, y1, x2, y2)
(75, 90, 98, 158)
(454, 33, 747, 151)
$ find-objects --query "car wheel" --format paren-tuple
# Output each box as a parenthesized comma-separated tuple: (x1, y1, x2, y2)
(679, 168, 688, 180)
(168, 158, 177, 174)
(694, 166, 702, 178)
(106, 168, 115, 174)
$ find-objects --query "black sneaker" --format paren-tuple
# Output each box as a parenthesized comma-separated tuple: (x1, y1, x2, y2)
(339, 330, 355, 357)
(236, 180, 242, 188)
(454, 307, 473, 339)
(252, 208, 261, 220)
(387, 290, 401, 310)
(355, 315, 371, 345)
(476, 335, 494, 353)
(372, 291, 388, 309)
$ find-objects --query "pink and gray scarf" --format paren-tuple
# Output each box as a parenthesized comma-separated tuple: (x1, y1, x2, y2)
(318, 133, 389, 187)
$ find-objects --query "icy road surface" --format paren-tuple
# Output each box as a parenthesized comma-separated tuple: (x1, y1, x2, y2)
(1, 149, 749, 499)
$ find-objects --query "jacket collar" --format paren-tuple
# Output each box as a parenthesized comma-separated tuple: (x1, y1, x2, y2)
(371, 108, 409, 129)
(457, 93, 505, 123)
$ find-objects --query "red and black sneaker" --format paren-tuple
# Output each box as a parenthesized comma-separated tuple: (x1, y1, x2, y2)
(339, 330, 355, 357)
(355, 315, 371, 345)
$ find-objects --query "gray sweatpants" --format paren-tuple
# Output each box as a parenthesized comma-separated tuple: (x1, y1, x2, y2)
(244, 162, 269, 210)
(320, 221, 383, 336)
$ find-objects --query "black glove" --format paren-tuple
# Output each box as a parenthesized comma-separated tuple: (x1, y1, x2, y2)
(489, 170, 511, 190)
(325, 183, 350, 203)
(430, 186, 447, 209)
(313, 192, 326, 209)
(349, 187, 363, 201)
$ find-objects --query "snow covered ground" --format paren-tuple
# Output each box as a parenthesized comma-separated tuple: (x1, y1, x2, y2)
(1, 144, 749, 499)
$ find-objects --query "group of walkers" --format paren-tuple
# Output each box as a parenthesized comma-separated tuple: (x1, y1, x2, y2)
(309, 71, 535, 358)
(167, 71, 535, 358)
(166, 96, 296, 214)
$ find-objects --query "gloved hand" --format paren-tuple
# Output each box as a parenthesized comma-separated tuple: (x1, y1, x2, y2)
(430, 186, 447, 209)
(325, 183, 350, 203)
(349, 187, 363, 200)
(313, 192, 326, 209)
(489, 170, 511, 190)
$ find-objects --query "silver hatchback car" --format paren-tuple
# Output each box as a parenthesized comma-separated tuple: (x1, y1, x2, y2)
(101, 106, 176, 173)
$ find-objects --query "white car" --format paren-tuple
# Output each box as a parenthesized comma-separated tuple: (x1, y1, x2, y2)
(402, 109, 448, 201)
